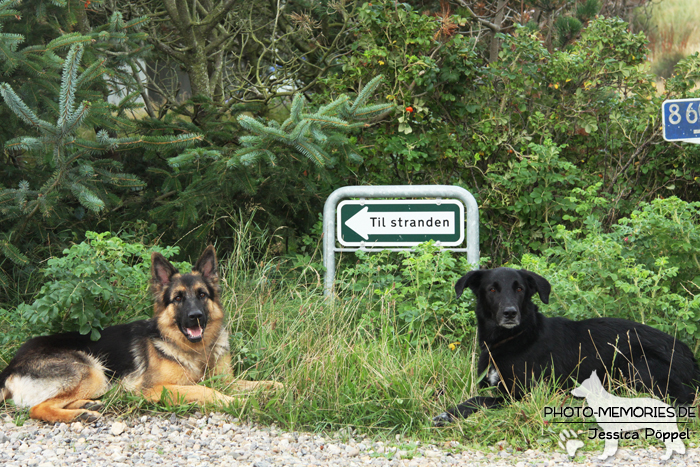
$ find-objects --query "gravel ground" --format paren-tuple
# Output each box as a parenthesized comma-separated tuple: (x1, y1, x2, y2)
(1, 413, 699, 467)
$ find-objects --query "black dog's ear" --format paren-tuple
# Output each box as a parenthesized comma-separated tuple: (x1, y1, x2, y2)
(194, 245, 218, 282)
(518, 270, 551, 304)
(455, 270, 485, 299)
(151, 252, 179, 292)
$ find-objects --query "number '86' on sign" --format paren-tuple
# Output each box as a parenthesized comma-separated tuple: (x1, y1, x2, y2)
(662, 98, 700, 142)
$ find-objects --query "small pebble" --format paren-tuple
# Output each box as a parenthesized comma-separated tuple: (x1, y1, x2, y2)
(110, 421, 127, 436)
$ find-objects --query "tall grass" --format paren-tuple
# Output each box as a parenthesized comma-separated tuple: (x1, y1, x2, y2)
(203, 216, 486, 439)
(636, 0, 700, 78)
(198, 216, 700, 449)
(3, 216, 700, 453)
(217, 223, 476, 434)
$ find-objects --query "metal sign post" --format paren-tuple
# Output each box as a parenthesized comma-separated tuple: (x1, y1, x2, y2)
(323, 185, 479, 297)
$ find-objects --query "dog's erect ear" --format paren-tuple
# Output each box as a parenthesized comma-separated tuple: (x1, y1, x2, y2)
(151, 252, 179, 291)
(455, 270, 485, 299)
(193, 245, 218, 281)
(518, 269, 551, 304)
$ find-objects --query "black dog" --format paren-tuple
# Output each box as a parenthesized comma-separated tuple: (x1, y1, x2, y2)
(433, 267, 700, 425)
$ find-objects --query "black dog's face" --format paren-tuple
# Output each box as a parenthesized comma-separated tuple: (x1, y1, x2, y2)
(455, 268, 551, 329)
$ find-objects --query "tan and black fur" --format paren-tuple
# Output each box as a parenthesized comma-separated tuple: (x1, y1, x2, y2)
(0, 246, 281, 423)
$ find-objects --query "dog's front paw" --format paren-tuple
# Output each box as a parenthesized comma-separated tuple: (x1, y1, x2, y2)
(230, 380, 284, 393)
(76, 410, 101, 423)
(265, 381, 285, 391)
(80, 400, 104, 412)
(220, 393, 240, 405)
(432, 411, 455, 427)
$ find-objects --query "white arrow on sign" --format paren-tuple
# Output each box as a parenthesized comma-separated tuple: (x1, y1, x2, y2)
(344, 207, 455, 240)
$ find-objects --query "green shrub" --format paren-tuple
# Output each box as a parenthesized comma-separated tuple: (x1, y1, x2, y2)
(335, 193, 700, 352)
(339, 242, 481, 346)
(16, 232, 187, 340)
(515, 191, 700, 350)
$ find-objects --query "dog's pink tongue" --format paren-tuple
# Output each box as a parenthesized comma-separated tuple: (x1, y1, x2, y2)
(187, 326, 203, 339)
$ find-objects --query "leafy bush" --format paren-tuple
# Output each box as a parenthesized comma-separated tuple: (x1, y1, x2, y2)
(335, 194, 700, 352)
(339, 242, 480, 346)
(16, 232, 187, 340)
(329, 2, 700, 264)
(516, 192, 700, 350)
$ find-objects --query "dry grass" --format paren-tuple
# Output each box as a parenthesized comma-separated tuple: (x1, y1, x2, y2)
(637, 0, 700, 79)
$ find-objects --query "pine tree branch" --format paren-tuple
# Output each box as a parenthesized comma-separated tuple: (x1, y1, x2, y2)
(199, 0, 238, 38)
(162, 0, 189, 31)
(58, 44, 84, 129)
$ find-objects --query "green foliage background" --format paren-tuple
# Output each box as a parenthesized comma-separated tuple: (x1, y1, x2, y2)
(2, 0, 700, 443)
(3, 1, 700, 281)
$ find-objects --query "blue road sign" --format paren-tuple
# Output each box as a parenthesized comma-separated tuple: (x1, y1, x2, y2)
(662, 99, 700, 142)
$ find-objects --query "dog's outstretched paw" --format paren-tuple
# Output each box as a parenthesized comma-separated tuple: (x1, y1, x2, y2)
(558, 429, 583, 457)
(80, 400, 104, 411)
(76, 410, 101, 424)
(432, 412, 455, 427)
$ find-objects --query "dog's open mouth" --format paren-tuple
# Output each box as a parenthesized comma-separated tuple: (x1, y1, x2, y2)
(184, 325, 204, 342)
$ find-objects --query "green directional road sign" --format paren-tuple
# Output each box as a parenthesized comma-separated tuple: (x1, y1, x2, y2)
(337, 199, 465, 247)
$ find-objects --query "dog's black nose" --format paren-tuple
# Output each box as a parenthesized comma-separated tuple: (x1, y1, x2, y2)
(503, 307, 518, 320)
(188, 310, 203, 321)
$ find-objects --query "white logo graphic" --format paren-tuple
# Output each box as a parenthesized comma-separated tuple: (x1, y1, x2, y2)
(558, 429, 584, 457)
(570, 370, 686, 460)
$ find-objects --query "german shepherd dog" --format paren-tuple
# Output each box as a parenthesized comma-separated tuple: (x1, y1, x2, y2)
(0, 246, 282, 423)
